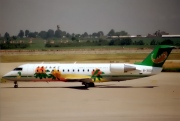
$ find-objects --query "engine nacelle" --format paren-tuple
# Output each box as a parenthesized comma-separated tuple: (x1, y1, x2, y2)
(110, 63, 124, 73)
(110, 64, 136, 73)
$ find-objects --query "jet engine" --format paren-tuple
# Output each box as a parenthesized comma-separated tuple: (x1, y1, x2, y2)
(110, 63, 136, 73)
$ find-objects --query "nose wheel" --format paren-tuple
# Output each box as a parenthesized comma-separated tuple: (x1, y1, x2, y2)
(14, 81, 18, 88)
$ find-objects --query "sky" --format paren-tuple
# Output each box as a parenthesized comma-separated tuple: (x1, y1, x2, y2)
(0, 0, 180, 36)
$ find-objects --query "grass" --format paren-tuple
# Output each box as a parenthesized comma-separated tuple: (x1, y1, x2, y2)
(0, 54, 141, 62)
(162, 68, 180, 72)
(163, 61, 180, 72)
(1, 53, 180, 63)
(163, 61, 180, 68)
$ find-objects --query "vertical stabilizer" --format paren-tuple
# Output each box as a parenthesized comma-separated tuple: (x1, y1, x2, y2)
(135, 45, 175, 67)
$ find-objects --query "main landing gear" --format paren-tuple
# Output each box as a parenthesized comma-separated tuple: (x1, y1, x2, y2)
(14, 81, 18, 88)
(82, 82, 95, 89)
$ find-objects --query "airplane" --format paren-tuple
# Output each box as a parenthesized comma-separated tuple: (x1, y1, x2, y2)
(2, 45, 175, 89)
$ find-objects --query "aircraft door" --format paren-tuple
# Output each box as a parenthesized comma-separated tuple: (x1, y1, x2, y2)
(27, 64, 35, 76)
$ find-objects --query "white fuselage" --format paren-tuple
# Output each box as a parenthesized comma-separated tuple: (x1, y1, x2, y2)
(3, 63, 162, 82)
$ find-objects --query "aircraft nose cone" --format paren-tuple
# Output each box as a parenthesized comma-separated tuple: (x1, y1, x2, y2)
(2, 75, 8, 80)
(1, 75, 8, 82)
(2, 72, 12, 79)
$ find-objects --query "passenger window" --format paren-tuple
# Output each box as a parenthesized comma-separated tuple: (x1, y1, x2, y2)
(68, 69, 69, 72)
(13, 67, 23, 71)
(83, 69, 84, 72)
(87, 69, 89, 72)
(63, 69, 64, 72)
(73, 69, 74, 72)
(78, 69, 79, 72)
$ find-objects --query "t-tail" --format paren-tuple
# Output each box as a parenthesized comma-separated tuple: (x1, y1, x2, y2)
(135, 45, 175, 67)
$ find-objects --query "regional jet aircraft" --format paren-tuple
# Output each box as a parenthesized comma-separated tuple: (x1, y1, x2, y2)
(2, 45, 175, 88)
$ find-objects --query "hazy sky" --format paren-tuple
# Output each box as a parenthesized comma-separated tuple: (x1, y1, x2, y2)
(0, 0, 180, 36)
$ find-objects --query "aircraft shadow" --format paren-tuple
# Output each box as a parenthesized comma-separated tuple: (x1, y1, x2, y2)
(3, 86, 89, 90)
(64, 85, 157, 90)
(3, 85, 157, 90)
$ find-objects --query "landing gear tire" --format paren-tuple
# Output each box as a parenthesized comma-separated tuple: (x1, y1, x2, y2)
(14, 81, 17, 85)
(84, 83, 89, 89)
(89, 82, 95, 87)
(14, 84, 18, 88)
(14, 81, 18, 88)
(82, 82, 95, 88)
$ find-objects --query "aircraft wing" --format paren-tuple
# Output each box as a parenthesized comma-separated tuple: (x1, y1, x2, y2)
(65, 78, 92, 83)
(62, 74, 92, 83)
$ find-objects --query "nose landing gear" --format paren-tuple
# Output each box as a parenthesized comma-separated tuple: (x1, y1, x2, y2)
(14, 81, 18, 88)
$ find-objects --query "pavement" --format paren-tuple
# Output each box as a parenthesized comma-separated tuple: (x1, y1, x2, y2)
(0, 63, 180, 121)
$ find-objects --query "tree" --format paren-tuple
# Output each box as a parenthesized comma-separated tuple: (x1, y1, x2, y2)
(72, 33, 75, 37)
(55, 29, 62, 38)
(62, 31, 66, 37)
(120, 38, 132, 45)
(109, 39, 115, 45)
(75, 34, 81, 38)
(161, 39, 174, 45)
(18, 30, 24, 38)
(119, 31, 128, 36)
(39, 31, 47, 39)
(97, 31, 104, 37)
(107, 29, 115, 36)
(34, 32, 38, 37)
(136, 40, 144, 45)
(71, 36, 77, 41)
(47, 29, 54, 38)
(154, 30, 162, 37)
(12, 36, 17, 40)
(28, 32, 36, 38)
(97, 38, 108, 46)
(0, 42, 29, 49)
(57, 25, 60, 30)
(25, 30, 30, 37)
(115, 32, 121, 36)
(150, 39, 156, 45)
(66, 33, 71, 38)
(71, 34, 80, 42)
(92, 32, 98, 37)
(45, 41, 52, 47)
(4, 32, 10, 40)
(109, 39, 121, 45)
(82, 32, 88, 38)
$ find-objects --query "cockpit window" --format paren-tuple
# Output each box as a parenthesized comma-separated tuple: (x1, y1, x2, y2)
(13, 67, 23, 71)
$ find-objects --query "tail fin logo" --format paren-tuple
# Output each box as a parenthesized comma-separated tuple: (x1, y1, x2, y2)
(151, 52, 168, 64)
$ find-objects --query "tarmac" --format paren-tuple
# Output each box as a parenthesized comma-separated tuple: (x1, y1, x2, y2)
(0, 63, 180, 121)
